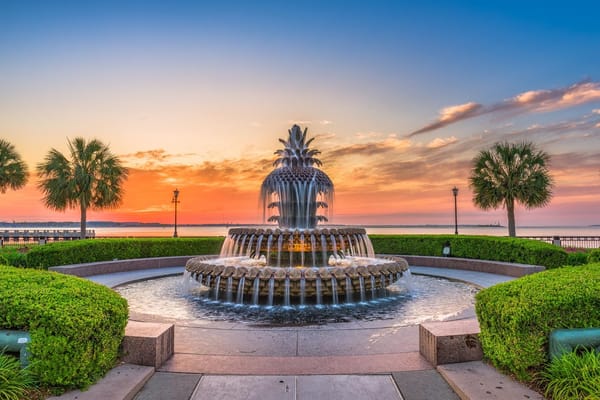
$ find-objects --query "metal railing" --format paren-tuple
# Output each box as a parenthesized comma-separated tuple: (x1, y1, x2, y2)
(519, 236, 600, 249)
(0, 230, 95, 246)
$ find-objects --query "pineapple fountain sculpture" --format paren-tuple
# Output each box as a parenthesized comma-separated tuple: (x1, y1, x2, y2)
(185, 125, 409, 306)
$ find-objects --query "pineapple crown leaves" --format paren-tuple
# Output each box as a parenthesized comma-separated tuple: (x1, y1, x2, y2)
(273, 125, 323, 168)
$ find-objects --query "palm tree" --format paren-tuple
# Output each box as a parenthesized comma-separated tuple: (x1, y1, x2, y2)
(469, 141, 553, 237)
(37, 137, 128, 239)
(0, 139, 28, 193)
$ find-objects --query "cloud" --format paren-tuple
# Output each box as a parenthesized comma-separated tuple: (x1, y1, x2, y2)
(120, 149, 201, 169)
(409, 80, 600, 136)
(426, 136, 458, 149)
(409, 102, 483, 136)
(355, 131, 389, 139)
(122, 149, 170, 161)
(327, 138, 411, 158)
(513, 81, 600, 112)
(593, 109, 600, 114)
(319, 120, 333, 125)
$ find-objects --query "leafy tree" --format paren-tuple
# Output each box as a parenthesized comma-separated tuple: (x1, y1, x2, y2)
(469, 141, 553, 237)
(37, 137, 128, 239)
(0, 139, 28, 193)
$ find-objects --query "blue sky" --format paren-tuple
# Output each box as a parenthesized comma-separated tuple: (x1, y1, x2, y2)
(1, 1, 599, 227)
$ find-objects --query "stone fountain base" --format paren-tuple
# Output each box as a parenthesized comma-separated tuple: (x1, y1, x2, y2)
(185, 255, 409, 303)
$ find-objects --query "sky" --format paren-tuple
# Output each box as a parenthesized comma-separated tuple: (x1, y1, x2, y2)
(1, 0, 600, 228)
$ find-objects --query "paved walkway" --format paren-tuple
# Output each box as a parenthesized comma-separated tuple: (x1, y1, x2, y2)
(68, 265, 544, 400)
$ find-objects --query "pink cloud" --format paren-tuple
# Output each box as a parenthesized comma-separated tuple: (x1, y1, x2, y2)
(409, 80, 600, 136)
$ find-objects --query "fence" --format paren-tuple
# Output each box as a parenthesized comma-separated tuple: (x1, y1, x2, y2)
(0, 230, 95, 246)
(2, 231, 598, 249)
(519, 236, 600, 249)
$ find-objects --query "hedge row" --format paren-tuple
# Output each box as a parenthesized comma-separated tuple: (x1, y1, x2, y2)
(475, 263, 600, 381)
(0, 265, 129, 388)
(369, 234, 568, 268)
(24, 237, 224, 269)
(4, 235, 568, 270)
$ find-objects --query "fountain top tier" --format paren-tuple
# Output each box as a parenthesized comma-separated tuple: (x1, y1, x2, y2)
(261, 124, 333, 229)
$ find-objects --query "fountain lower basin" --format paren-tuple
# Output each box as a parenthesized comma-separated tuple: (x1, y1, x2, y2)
(185, 254, 408, 306)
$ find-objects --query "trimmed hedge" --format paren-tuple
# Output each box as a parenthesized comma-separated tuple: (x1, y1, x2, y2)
(566, 251, 590, 266)
(0, 266, 129, 389)
(24, 237, 224, 269)
(370, 234, 568, 268)
(0, 247, 27, 267)
(588, 249, 600, 263)
(15, 235, 567, 269)
(475, 263, 600, 381)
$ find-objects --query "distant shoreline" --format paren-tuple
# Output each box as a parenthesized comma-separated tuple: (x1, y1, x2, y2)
(2, 221, 600, 229)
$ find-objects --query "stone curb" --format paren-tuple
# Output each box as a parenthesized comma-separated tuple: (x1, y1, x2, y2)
(47, 363, 154, 400)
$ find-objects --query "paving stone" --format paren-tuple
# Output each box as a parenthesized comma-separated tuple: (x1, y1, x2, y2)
(48, 364, 154, 400)
(393, 370, 459, 400)
(297, 375, 403, 400)
(191, 375, 295, 400)
(175, 325, 298, 356)
(160, 352, 430, 375)
(134, 372, 201, 400)
(438, 361, 544, 399)
(297, 325, 419, 356)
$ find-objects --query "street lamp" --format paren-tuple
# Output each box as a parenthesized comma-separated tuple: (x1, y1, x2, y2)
(172, 188, 180, 238)
(452, 186, 459, 235)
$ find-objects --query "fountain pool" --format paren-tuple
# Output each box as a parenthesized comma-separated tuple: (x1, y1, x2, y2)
(116, 273, 478, 326)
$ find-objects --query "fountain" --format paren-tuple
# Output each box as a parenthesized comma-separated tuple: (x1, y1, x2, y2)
(185, 125, 408, 306)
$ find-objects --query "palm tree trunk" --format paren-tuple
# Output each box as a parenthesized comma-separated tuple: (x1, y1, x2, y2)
(506, 200, 516, 237)
(80, 203, 87, 240)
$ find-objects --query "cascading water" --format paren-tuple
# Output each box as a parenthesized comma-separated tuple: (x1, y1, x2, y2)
(185, 125, 409, 307)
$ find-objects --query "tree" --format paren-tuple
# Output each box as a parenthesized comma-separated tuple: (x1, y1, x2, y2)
(37, 137, 128, 239)
(469, 141, 553, 237)
(0, 139, 28, 193)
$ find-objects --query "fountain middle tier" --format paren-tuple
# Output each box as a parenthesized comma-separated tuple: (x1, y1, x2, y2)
(185, 254, 409, 304)
(220, 226, 376, 268)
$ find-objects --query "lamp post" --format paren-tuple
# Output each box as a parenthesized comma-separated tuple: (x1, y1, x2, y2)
(172, 188, 180, 238)
(452, 186, 459, 235)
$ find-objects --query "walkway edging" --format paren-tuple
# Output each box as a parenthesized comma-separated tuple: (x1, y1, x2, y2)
(49, 254, 544, 278)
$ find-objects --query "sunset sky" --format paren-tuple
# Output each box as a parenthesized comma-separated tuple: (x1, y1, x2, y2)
(1, 1, 600, 228)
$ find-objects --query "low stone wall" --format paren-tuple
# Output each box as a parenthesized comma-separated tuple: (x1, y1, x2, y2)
(49, 256, 198, 277)
(396, 255, 544, 277)
(49, 254, 544, 278)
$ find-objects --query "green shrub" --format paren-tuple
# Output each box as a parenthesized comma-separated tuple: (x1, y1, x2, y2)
(566, 251, 591, 266)
(25, 237, 224, 269)
(537, 348, 600, 400)
(22, 235, 568, 270)
(370, 235, 568, 268)
(0, 248, 27, 267)
(588, 249, 600, 264)
(0, 266, 128, 389)
(0, 351, 35, 400)
(475, 264, 600, 381)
